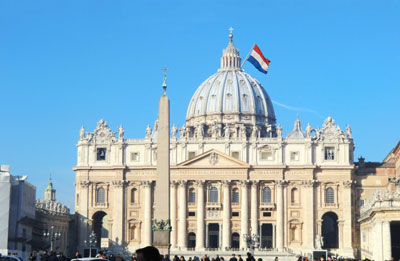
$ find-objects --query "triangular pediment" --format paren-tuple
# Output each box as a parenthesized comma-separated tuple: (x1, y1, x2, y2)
(177, 149, 250, 168)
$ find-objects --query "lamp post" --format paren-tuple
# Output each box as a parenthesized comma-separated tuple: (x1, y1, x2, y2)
(84, 231, 97, 258)
(43, 225, 61, 251)
(242, 227, 260, 256)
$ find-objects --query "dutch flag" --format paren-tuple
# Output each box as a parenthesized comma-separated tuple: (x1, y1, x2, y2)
(247, 44, 270, 74)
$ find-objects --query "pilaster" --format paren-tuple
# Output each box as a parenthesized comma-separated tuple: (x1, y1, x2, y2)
(222, 180, 231, 250)
(170, 181, 178, 249)
(251, 181, 258, 234)
(178, 180, 187, 249)
(196, 180, 205, 251)
(112, 180, 125, 248)
(240, 180, 249, 249)
(142, 181, 152, 246)
(276, 180, 287, 251)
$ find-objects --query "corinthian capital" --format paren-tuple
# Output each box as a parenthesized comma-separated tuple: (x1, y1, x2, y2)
(79, 181, 91, 188)
(302, 180, 316, 188)
(112, 180, 125, 187)
(178, 180, 187, 187)
(194, 180, 205, 188)
(221, 180, 231, 188)
(276, 180, 288, 187)
(342, 180, 353, 188)
(239, 180, 250, 187)
(141, 180, 152, 187)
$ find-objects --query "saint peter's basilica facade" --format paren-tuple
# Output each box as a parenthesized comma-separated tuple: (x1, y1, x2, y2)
(74, 33, 357, 258)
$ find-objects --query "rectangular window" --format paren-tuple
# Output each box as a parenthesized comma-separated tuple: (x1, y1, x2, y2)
(360, 199, 364, 206)
(97, 148, 106, 161)
(261, 151, 273, 161)
(232, 212, 239, 217)
(324, 147, 335, 160)
(130, 152, 139, 162)
(263, 212, 272, 217)
(188, 212, 196, 217)
(290, 152, 299, 161)
(188, 151, 196, 160)
(231, 151, 240, 160)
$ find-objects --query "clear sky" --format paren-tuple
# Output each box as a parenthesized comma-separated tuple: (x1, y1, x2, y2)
(1, 1, 399, 211)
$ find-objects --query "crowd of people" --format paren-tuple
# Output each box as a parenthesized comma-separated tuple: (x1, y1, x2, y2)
(13, 248, 399, 261)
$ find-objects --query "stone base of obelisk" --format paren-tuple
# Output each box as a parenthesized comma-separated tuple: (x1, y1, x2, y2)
(153, 231, 170, 256)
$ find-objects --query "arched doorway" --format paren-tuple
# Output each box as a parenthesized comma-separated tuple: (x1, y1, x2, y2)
(321, 212, 338, 249)
(231, 232, 240, 249)
(92, 211, 109, 248)
(188, 232, 196, 248)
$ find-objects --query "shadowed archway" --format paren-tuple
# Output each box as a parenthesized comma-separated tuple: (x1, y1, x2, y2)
(321, 212, 338, 249)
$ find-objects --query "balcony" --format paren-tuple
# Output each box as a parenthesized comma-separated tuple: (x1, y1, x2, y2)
(206, 202, 221, 210)
(260, 202, 276, 210)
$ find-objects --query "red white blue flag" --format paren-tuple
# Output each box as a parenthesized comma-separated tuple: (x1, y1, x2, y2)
(247, 44, 270, 74)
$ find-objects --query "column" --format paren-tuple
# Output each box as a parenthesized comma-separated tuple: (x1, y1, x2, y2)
(240, 181, 249, 249)
(276, 180, 285, 251)
(222, 181, 231, 250)
(170, 181, 177, 249)
(143, 181, 152, 246)
(178, 180, 187, 249)
(372, 221, 383, 261)
(382, 221, 392, 261)
(251, 181, 258, 235)
(78, 180, 90, 250)
(196, 181, 205, 250)
(112, 180, 125, 246)
(302, 180, 315, 250)
(342, 180, 353, 254)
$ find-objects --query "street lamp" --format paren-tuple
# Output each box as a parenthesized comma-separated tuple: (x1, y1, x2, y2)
(43, 225, 61, 251)
(84, 231, 97, 258)
(242, 227, 260, 256)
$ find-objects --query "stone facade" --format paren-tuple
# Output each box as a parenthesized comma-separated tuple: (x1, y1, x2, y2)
(35, 178, 71, 254)
(7, 171, 36, 260)
(74, 33, 357, 258)
(357, 141, 400, 260)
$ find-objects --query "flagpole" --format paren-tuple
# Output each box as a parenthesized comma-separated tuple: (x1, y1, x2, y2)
(241, 43, 255, 68)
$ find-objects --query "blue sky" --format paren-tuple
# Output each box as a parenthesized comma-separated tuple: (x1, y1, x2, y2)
(1, 1, 399, 211)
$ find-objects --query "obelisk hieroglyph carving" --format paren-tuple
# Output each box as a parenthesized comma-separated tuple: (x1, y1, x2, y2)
(152, 68, 171, 255)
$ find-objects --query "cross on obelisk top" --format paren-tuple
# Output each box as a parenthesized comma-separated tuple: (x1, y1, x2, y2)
(161, 67, 167, 95)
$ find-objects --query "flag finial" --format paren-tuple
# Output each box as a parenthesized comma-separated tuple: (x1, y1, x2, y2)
(161, 67, 167, 95)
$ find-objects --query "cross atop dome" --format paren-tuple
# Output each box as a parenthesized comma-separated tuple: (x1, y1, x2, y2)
(229, 27, 234, 40)
(219, 28, 241, 71)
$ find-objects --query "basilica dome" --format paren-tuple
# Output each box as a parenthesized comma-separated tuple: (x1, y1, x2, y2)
(185, 32, 276, 138)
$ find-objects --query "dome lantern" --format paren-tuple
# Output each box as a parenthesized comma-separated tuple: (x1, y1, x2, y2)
(219, 28, 242, 71)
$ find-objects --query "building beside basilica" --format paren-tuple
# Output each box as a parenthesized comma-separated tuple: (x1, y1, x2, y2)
(74, 32, 358, 258)
(35, 178, 72, 255)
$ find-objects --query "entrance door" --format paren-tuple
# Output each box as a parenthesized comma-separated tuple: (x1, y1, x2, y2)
(261, 224, 273, 248)
(231, 233, 240, 249)
(188, 232, 196, 248)
(208, 223, 219, 248)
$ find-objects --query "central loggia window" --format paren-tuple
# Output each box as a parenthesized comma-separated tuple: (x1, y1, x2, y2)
(97, 148, 106, 161)
(262, 187, 271, 203)
(209, 187, 218, 202)
(325, 147, 335, 160)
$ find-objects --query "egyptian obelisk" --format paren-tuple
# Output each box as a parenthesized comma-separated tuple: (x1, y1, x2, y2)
(152, 69, 171, 255)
